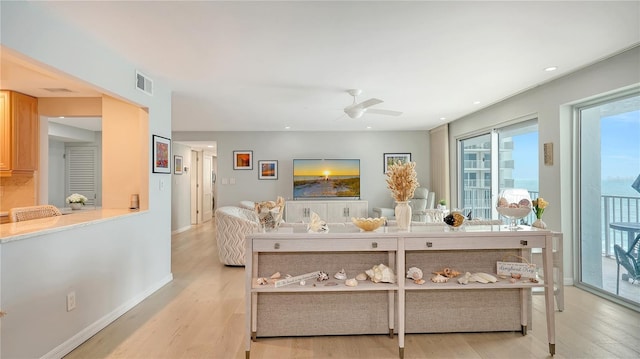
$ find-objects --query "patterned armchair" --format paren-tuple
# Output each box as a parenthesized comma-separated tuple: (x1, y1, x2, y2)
(215, 206, 261, 266)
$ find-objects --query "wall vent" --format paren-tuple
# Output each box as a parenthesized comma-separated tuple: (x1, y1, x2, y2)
(135, 70, 153, 95)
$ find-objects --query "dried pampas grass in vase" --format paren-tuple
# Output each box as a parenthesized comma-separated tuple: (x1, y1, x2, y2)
(386, 161, 419, 229)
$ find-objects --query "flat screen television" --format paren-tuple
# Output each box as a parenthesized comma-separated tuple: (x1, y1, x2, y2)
(293, 159, 360, 200)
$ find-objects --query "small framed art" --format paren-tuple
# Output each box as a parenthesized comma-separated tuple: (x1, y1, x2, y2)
(258, 160, 278, 180)
(383, 153, 411, 173)
(152, 135, 171, 174)
(174, 155, 183, 175)
(233, 150, 253, 170)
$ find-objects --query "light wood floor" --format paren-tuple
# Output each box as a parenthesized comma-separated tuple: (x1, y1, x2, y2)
(65, 220, 640, 359)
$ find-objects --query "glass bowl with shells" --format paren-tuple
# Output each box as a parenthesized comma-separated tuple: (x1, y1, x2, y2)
(496, 188, 532, 230)
(351, 217, 386, 231)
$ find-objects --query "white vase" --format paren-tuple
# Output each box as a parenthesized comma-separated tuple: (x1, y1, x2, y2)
(395, 201, 412, 230)
(532, 218, 547, 229)
(70, 202, 83, 210)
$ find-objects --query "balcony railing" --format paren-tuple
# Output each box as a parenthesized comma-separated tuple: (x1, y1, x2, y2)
(602, 195, 640, 256)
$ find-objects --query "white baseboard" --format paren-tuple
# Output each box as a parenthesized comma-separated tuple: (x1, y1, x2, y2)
(42, 273, 174, 359)
(171, 225, 192, 235)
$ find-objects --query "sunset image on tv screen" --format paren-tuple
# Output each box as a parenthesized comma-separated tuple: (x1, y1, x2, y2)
(293, 159, 360, 198)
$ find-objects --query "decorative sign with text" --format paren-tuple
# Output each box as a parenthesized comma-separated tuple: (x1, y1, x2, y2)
(496, 261, 537, 278)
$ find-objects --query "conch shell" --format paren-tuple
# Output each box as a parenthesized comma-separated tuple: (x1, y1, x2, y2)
(365, 263, 396, 283)
(345, 278, 358, 287)
(307, 212, 329, 233)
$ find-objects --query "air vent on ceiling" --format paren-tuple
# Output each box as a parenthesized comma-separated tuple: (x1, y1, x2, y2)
(135, 70, 153, 95)
(42, 88, 73, 93)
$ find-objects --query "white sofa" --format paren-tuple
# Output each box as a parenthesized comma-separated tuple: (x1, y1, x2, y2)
(215, 206, 261, 266)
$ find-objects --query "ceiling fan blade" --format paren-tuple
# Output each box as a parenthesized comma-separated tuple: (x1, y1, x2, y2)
(367, 108, 403, 116)
(359, 98, 383, 109)
(344, 98, 383, 112)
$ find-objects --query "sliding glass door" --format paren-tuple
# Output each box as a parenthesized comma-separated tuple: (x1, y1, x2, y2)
(459, 120, 538, 221)
(577, 92, 640, 306)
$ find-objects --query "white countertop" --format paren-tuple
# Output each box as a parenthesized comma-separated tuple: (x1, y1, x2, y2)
(0, 208, 146, 243)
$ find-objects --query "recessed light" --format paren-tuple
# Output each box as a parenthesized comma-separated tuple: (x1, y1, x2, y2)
(59, 116, 65, 119)
(544, 66, 558, 72)
(366, 126, 372, 129)
(473, 101, 481, 105)
(284, 126, 291, 130)
(440, 117, 446, 121)
(207, 145, 213, 148)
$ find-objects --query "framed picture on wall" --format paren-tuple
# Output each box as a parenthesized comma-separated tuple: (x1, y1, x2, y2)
(152, 135, 171, 174)
(383, 153, 411, 173)
(174, 155, 183, 175)
(258, 160, 278, 180)
(233, 150, 253, 170)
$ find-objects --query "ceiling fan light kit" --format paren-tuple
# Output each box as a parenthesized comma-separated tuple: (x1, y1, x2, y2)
(344, 89, 402, 119)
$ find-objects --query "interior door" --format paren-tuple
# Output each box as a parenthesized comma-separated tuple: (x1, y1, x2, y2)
(66, 146, 98, 206)
(202, 154, 213, 221)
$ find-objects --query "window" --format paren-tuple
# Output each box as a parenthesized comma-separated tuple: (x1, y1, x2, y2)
(459, 119, 538, 221)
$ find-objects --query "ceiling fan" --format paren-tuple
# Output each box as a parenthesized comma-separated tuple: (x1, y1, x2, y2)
(343, 89, 402, 119)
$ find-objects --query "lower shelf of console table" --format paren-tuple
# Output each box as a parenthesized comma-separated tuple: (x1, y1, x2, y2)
(244, 226, 556, 358)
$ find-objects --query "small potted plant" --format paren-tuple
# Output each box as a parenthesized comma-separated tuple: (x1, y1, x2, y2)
(66, 193, 88, 210)
(438, 199, 447, 211)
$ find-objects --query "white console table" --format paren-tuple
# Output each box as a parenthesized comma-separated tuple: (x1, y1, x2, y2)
(244, 225, 556, 358)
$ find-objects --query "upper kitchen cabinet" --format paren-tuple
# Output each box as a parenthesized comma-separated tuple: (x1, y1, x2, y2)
(0, 90, 39, 176)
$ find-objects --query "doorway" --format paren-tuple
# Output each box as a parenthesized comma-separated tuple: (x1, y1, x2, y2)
(189, 149, 216, 225)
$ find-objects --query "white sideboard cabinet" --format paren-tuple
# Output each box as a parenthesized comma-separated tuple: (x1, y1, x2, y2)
(284, 200, 368, 223)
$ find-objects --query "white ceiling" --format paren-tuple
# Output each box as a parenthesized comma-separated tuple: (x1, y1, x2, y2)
(4, 1, 640, 132)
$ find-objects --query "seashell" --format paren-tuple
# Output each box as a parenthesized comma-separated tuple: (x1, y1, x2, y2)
(414, 279, 426, 285)
(356, 272, 368, 281)
(285, 274, 292, 279)
(518, 198, 531, 208)
(498, 197, 509, 207)
(300, 280, 306, 285)
(270, 272, 281, 279)
(334, 269, 347, 280)
(529, 278, 539, 283)
(406, 267, 423, 280)
(430, 274, 449, 283)
(511, 273, 522, 279)
(458, 272, 471, 285)
(434, 268, 461, 278)
(509, 278, 517, 284)
(317, 271, 329, 281)
(324, 281, 338, 286)
(345, 278, 358, 287)
(366, 263, 396, 283)
(257, 277, 269, 285)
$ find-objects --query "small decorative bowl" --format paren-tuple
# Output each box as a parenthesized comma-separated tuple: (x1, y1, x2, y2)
(443, 211, 466, 229)
(352, 217, 386, 231)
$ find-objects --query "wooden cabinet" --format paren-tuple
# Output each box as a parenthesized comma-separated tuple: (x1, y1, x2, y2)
(284, 200, 368, 223)
(0, 91, 39, 176)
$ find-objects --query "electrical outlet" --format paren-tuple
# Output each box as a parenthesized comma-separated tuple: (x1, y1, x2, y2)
(66, 291, 76, 312)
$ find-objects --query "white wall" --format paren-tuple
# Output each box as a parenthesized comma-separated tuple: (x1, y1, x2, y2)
(1, 2, 173, 358)
(448, 46, 640, 284)
(171, 142, 192, 233)
(172, 131, 430, 216)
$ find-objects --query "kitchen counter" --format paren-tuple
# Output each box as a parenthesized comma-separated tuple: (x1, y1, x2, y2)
(0, 208, 145, 243)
